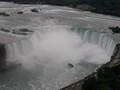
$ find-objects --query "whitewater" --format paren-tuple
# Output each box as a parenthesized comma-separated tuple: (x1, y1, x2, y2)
(0, 2, 119, 90)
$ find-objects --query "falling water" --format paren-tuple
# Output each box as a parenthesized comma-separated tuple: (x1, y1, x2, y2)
(5, 27, 116, 60)
(1, 25, 116, 90)
(72, 27, 116, 56)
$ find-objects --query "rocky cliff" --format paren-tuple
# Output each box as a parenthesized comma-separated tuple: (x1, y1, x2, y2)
(0, 44, 7, 72)
(82, 44, 120, 90)
(60, 44, 120, 90)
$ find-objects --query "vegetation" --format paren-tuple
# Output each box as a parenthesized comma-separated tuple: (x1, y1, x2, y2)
(89, 0, 120, 17)
(82, 62, 120, 90)
(109, 26, 120, 33)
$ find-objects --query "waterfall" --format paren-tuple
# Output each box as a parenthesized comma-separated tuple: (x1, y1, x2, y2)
(5, 40, 32, 60)
(2, 27, 116, 90)
(72, 27, 117, 56)
(4, 27, 116, 62)
(4, 30, 40, 60)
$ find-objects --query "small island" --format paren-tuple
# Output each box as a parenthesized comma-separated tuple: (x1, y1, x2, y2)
(109, 26, 120, 34)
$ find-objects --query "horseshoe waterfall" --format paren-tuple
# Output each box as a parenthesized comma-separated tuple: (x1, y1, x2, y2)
(0, 2, 120, 90)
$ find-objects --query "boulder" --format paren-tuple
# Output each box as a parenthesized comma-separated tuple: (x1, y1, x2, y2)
(31, 8, 39, 13)
(50, 16, 54, 19)
(0, 12, 10, 16)
(68, 63, 74, 68)
(19, 28, 33, 32)
(12, 28, 33, 35)
(17, 11, 23, 14)
(0, 28, 10, 32)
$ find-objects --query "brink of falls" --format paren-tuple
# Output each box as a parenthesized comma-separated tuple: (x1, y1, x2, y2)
(0, 2, 120, 90)
(0, 26, 117, 90)
(4, 27, 117, 62)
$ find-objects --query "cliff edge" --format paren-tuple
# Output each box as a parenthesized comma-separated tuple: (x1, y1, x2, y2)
(60, 44, 120, 90)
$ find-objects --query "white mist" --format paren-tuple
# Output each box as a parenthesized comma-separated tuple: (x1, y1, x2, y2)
(5, 23, 110, 90)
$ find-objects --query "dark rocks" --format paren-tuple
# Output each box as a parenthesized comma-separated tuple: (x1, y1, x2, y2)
(12, 11, 24, 15)
(19, 28, 34, 32)
(17, 11, 24, 14)
(67, 63, 74, 68)
(60, 79, 84, 90)
(0, 27, 33, 36)
(61, 44, 120, 90)
(0, 11, 24, 17)
(0, 43, 7, 72)
(0, 62, 21, 73)
(82, 62, 120, 90)
(12, 31, 28, 35)
(0, 44, 6, 60)
(109, 26, 120, 34)
(0, 44, 21, 72)
(0, 28, 10, 32)
(0, 12, 10, 16)
(12, 28, 33, 35)
(31, 8, 39, 13)
(50, 16, 54, 19)
(81, 44, 120, 90)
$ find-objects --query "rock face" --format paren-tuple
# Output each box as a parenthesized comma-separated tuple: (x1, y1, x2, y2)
(81, 44, 120, 90)
(12, 28, 33, 35)
(0, 44, 7, 72)
(0, 43, 21, 72)
(109, 44, 120, 67)
(60, 44, 120, 90)
(60, 79, 84, 90)
(109, 26, 120, 34)
(0, 28, 34, 36)
(0, 27, 34, 72)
